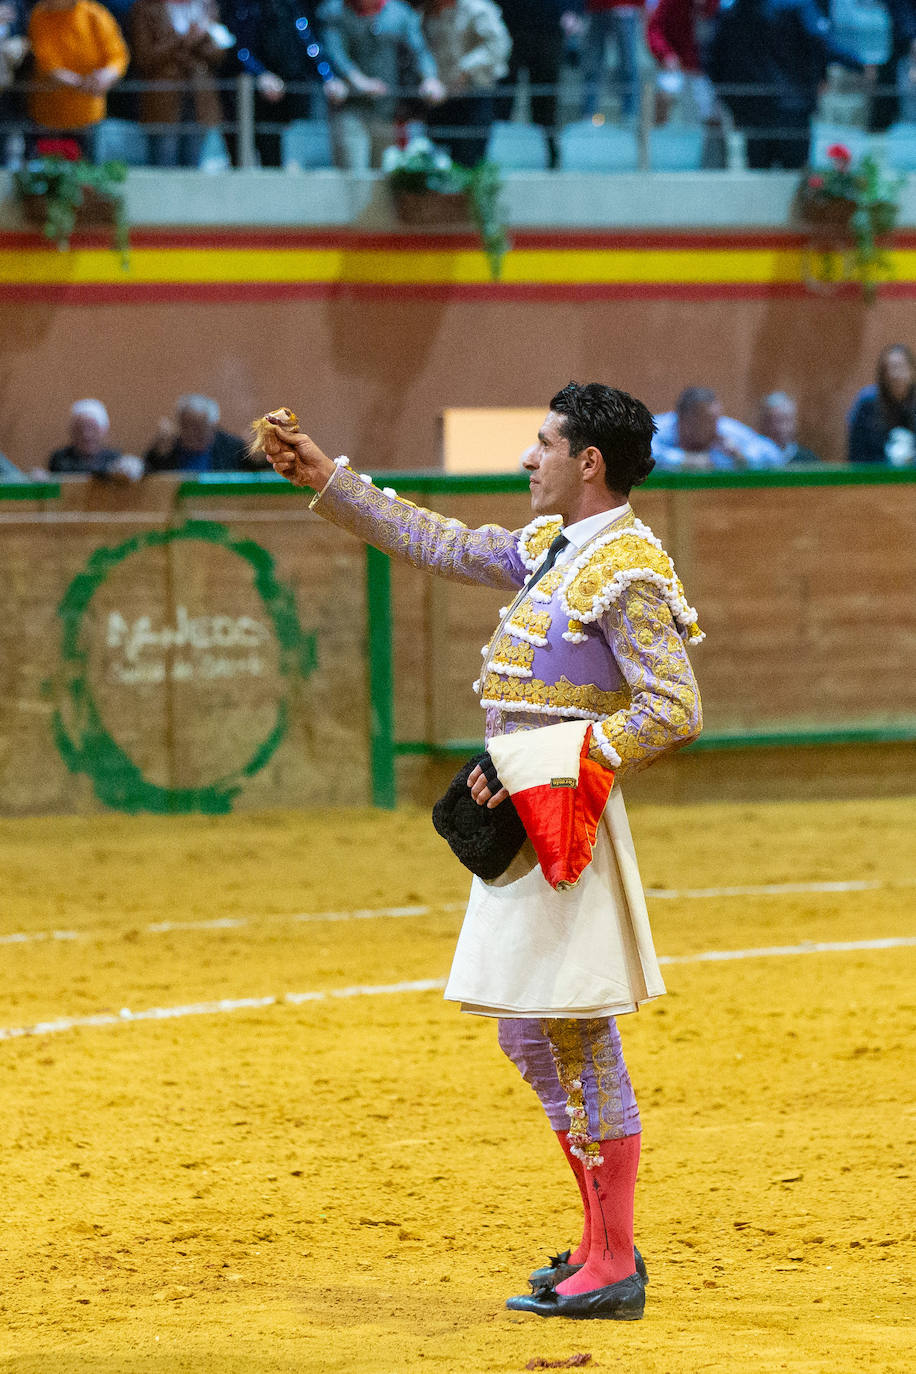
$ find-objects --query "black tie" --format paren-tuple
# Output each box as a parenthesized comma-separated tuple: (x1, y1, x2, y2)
(528, 532, 569, 588)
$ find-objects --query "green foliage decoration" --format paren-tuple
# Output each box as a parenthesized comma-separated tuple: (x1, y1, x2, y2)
(14, 156, 130, 267)
(797, 142, 904, 302)
(384, 137, 509, 281)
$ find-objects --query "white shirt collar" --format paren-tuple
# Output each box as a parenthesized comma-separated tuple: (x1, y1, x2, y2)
(561, 504, 630, 553)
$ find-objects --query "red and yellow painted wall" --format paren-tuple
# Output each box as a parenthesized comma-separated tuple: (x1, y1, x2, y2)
(2, 227, 914, 466)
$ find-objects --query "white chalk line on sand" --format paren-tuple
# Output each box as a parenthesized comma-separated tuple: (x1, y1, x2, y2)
(1, 937, 914, 1043)
(4, 878, 914, 947)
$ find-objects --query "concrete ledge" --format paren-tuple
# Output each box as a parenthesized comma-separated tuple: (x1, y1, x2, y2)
(3, 167, 915, 230)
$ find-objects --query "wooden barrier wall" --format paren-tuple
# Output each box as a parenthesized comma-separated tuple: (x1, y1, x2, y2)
(1, 472, 914, 816)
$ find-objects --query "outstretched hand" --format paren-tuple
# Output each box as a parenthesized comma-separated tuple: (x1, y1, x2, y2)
(251, 410, 337, 490)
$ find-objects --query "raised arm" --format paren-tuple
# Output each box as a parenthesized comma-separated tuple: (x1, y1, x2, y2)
(256, 416, 527, 591)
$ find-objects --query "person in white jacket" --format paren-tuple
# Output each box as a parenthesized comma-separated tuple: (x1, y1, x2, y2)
(419, 0, 511, 163)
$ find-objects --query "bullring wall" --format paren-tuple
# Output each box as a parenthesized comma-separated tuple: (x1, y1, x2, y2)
(1, 470, 913, 817)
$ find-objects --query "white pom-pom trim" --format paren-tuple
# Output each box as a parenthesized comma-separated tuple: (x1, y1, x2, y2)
(504, 622, 549, 648)
(590, 726, 622, 768)
(479, 696, 602, 722)
(489, 661, 533, 679)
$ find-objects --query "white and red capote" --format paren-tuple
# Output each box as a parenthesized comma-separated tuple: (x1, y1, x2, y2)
(487, 721, 614, 892)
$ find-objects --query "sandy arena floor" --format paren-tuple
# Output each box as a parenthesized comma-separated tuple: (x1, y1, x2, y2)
(1, 795, 914, 1374)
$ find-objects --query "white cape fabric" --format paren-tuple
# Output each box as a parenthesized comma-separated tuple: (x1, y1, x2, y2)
(443, 786, 666, 1019)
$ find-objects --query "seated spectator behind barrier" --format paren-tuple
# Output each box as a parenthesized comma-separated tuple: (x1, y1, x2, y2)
(580, 0, 647, 124)
(316, 0, 445, 169)
(36, 398, 144, 481)
(27, 0, 129, 148)
(652, 386, 784, 469)
(648, 0, 719, 125)
(847, 343, 916, 466)
(418, 0, 511, 166)
(707, 0, 868, 170)
(757, 391, 821, 464)
(144, 394, 250, 472)
(130, 0, 231, 167)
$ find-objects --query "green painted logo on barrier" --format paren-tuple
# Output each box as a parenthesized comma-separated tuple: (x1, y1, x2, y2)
(52, 520, 317, 814)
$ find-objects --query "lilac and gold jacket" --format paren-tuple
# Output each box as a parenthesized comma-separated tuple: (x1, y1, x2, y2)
(311, 460, 703, 778)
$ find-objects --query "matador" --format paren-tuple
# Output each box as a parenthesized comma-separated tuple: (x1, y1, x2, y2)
(255, 381, 703, 1321)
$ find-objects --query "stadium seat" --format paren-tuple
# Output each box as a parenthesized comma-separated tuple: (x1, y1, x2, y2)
(91, 119, 149, 167)
(648, 125, 706, 171)
(484, 120, 550, 171)
(281, 119, 334, 171)
(808, 121, 872, 167)
(556, 120, 639, 172)
(882, 123, 916, 172)
(198, 127, 232, 172)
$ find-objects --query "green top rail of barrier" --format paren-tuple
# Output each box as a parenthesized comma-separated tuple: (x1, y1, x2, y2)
(176, 463, 916, 500)
(0, 481, 62, 500)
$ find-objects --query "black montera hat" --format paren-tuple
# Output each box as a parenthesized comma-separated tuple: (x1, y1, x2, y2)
(431, 753, 527, 882)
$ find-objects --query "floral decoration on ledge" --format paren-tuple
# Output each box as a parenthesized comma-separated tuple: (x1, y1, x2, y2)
(383, 136, 508, 281)
(14, 137, 130, 268)
(795, 142, 904, 302)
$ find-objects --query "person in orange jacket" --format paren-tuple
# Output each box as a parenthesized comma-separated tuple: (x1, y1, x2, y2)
(28, 0, 128, 137)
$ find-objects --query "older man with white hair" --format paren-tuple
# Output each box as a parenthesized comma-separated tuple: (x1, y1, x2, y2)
(757, 392, 822, 465)
(144, 394, 250, 473)
(43, 399, 143, 482)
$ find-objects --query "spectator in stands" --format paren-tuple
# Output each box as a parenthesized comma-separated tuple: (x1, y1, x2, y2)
(417, 0, 511, 165)
(867, 0, 916, 133)
(316, 0, 445, 169)
(847, 343, 916, 465)
(224, 2, 347, 167)
(27, 0, 129, 149)
(144, 394, 250, 472)
(130, 0, 231, 168)
(757, 391, 821, 464)
(494, 1, 576, 163)
(652, 386, 784, 469)
(707, 0, 868, 169)
(0, 3, 28, 166)
(648, 0, 719, 124)
(32, 399, 144, 482)
(580, 0, 647, 123)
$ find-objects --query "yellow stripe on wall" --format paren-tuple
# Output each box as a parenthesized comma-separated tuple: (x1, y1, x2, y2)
(3, 245, 916, 287)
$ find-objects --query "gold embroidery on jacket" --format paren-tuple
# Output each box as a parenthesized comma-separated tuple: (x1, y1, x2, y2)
(489, 636, 535, 675)
(506, 602, 553, 643)
(518, 516, 563, 569)
(480, 672, 630, 718)
(586, 584, 701, 775)
(562, 532, 703, 644)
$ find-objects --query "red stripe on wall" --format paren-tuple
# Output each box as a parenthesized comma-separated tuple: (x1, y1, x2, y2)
(4, 228, 916, 252)
(2, 279, 914, 305)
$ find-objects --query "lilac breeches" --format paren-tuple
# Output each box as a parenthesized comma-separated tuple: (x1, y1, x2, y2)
(498, 1016, 641, 1141)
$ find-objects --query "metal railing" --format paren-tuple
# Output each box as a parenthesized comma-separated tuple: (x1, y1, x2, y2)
(2, 76, 912, 173)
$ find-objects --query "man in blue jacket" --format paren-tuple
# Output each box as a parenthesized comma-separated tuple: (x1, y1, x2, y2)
(708, 0, 869, 168)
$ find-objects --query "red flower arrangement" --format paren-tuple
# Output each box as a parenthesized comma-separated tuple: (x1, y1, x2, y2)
(797, 142, 903, 299)
(34, 137, 83, 162)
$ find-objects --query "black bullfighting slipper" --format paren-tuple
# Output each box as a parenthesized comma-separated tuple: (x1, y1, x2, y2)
(507, 1272, 645, 1321)
(528, 1245, 648, 1290)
